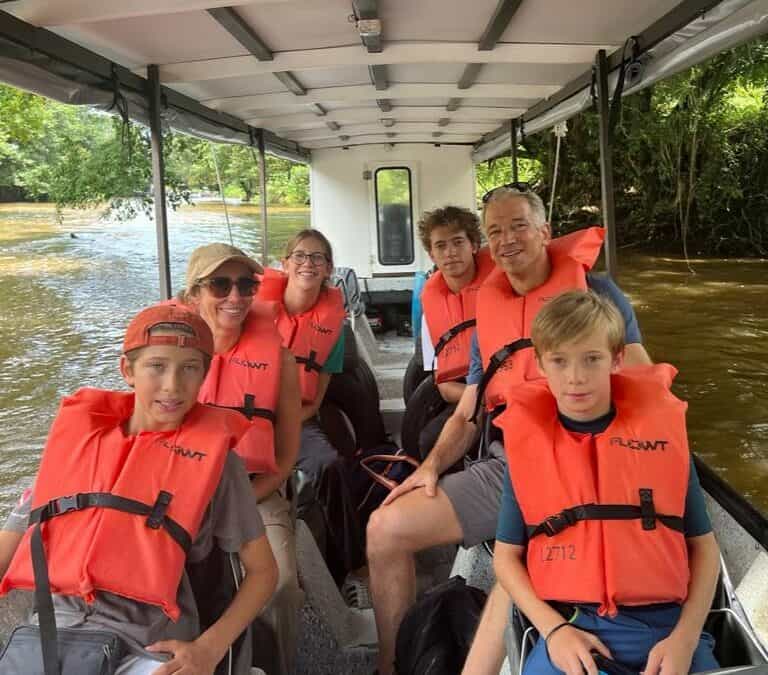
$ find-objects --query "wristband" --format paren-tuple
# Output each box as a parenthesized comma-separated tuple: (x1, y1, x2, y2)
(544, 621, 571, 645)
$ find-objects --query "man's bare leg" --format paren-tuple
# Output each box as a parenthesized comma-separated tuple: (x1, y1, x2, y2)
(367, 487, 464, 675)
(462, 582, 511, 675)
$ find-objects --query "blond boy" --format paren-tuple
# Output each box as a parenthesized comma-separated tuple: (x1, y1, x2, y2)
(488, 290, 720, 675)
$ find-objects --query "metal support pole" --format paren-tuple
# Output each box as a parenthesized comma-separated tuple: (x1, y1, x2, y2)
(148, 64, 172, 299)
(595, 50, 618, 277)
(256, 130, 269, 267)
(510, 118, 519, 183)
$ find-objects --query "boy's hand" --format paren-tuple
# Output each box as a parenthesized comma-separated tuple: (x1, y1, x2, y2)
(547, 625, 612, 675)
(382, 461, 440, 504)
(643, 633, 697, 675)
(147, 638, 221, 674)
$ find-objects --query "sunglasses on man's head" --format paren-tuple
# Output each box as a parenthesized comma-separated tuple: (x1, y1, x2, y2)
(481, 181, 531, 204)
(198, 276, 257, 298)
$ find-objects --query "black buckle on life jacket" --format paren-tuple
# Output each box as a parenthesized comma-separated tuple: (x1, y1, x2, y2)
(296, 349, 322, 373)
(542, 509, 577, 537)
(146, 491, 173, 530)
(433, 319, 476, 358)
(47, 493, 84, 516)
(639, 488, 657, 530)
(243, 394, 256, 419)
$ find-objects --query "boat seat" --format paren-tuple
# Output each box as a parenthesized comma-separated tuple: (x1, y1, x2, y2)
(187, 547, 253, 674)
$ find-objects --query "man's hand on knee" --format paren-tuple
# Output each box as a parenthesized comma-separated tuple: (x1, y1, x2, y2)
(382, 462, 440, 505)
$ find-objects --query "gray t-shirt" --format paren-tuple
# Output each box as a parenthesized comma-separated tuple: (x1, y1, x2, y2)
(3, 450, 265, 659)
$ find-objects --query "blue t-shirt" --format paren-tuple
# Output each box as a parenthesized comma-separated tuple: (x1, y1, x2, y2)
(495, 408, 712, 545)
(466, 273, 642, 386)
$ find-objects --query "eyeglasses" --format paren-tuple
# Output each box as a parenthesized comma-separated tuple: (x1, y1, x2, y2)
(288, 251, 329, 267)
(198, 276, 257, 298)
(481, 181, 531, 204)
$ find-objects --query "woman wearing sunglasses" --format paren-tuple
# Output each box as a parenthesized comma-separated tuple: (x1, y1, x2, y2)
(257, 229, 346, 483)
(179, 242, 303, 675)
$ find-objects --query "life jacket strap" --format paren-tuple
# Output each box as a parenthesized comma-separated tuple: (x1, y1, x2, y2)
(206, 396, 277, 424)
(527, 490, 684, 539)
(30, 522, 59, 675)
(29, 491, 193, 553)
(433, 319, 476, 359)
(295, 349, 323, 373)
(27, 490, 192, 675)
(471, 338, 533, 422)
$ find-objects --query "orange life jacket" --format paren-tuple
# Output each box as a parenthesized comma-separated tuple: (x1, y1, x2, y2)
(198, 302, 281, 474)
(495, 364, 690, 616)
(475, 227, 604, 411)
(421, 248, 495, 383)
(0, 389, 249, 621)
(257, 268, 345, 404)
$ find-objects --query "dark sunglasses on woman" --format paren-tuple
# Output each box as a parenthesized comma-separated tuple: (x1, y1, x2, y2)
(198, 276, 257, 298)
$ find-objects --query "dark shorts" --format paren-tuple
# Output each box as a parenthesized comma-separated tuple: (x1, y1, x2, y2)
(439, 443, 505, 548)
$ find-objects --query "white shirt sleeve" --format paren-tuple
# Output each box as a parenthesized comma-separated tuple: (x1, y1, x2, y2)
(421, 315, 436, 371)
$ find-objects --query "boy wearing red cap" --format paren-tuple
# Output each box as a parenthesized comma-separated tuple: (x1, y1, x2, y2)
(0, 304, 277, 675)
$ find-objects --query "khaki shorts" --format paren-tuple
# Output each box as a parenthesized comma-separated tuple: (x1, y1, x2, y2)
(439, 442, 506, 549)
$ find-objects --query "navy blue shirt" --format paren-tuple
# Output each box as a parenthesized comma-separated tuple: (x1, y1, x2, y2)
(466, 273, 642, 386)
(495, 408, 713, 545)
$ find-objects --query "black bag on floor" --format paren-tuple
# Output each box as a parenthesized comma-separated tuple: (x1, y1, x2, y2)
(394, 576, 487, 675)
(314, 458, 367, 584)
(0, 625, 125, 675)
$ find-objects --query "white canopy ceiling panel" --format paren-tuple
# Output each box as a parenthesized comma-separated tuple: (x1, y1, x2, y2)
(51, 11, 245, 69)
(294, 66, 371, 89)
(320, 101, 379, 112)
(451, 97, 543, 108)
(169, 73, 288, 102)
(386, 64, 466, 84)
(499, 0, 682, 43)
(0, 0, 289, 27)
(474, 62, 593, 85)
(379, 0, 502, 41)
(387, 98, 455, 107)
(233, 0, 360, 51)
(235, 104, 320, 120)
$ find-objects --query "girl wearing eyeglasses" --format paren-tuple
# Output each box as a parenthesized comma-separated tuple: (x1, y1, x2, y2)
(179, 242, 303, 675)
(257, 229, 347, 483)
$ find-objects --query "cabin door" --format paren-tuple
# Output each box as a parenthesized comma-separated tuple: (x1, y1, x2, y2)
(367, 163, 420, 276)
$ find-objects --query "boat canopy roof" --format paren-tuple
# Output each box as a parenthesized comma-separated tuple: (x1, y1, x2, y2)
(1, 0, 768, 162)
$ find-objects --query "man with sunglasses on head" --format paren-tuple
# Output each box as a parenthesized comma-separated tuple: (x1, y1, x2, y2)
(179, 242, 303, 675)
(367, 186, 652, 675)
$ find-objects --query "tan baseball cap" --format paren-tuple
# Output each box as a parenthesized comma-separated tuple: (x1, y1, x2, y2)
(185, 243, 263, 291)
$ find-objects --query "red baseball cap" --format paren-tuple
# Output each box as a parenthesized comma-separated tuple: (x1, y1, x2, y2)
(122, 304, 214, 358)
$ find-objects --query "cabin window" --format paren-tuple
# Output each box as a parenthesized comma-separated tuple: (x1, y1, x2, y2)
(374, 167, 414, 265)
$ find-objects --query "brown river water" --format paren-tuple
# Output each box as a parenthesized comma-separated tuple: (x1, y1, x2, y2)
(0, 203, 766, 517)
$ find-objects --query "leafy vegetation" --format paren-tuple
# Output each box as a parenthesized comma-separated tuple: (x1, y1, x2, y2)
(480, 37, 768, 256)
(0, 88, 309, 218)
